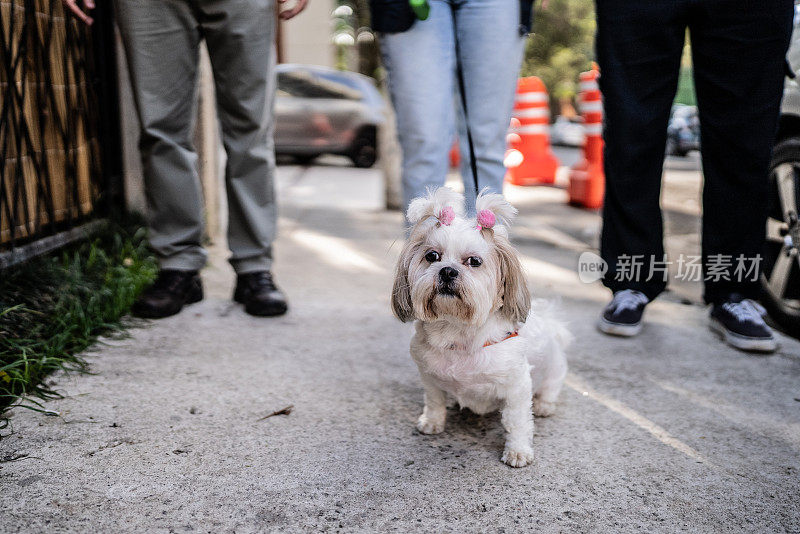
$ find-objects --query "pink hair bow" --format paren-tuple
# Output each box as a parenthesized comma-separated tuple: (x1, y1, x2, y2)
(437, 206, 455, 226)
(476, 209, 496, 230)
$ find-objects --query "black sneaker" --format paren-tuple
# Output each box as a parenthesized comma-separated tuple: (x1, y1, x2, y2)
(710, 294, 777, 353)
(132, 270, 203, 319)
(233, 271, 288, 317)
(597, 289, 650, 337)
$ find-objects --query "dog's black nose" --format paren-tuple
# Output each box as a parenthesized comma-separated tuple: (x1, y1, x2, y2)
(439, 266, 458, 281)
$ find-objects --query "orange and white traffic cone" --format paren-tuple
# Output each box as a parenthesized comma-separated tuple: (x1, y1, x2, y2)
(505, 77, 559, 186)
(568, 66, 605, 209)
(449, 139, 460, 169)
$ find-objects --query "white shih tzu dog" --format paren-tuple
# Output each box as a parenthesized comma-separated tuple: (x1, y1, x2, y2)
(392, 187, 570, 467)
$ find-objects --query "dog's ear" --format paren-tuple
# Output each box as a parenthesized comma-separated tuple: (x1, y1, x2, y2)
(407, 186, 464, 227)
(494, 235, 531, 325)
(474, 190, 528, 322)
(391, 233, 421, 322)
(474, 189, 517, 231)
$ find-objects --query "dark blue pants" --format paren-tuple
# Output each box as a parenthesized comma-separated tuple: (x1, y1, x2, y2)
(596, 0, 794, 304)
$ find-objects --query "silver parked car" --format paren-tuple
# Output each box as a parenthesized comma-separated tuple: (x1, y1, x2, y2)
(761, 0, 800, 335)
(665, 104, 700, 157)
(274, 64, 385, 168)
(550, 116, 585, 147)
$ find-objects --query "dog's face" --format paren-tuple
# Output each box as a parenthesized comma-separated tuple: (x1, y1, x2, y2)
(404, 218, 497, 324)
(392, 188, 530, 326)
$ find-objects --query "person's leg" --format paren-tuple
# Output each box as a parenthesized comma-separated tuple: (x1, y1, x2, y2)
(379, 0, 456, 220)
(595, 0, 687, 300)
(198, 0, 287, 317)
(453, 0, 525, 210)
(199, 0, 277, 274)
(689, 0, 793, 304)
(114, 0, 205, 271)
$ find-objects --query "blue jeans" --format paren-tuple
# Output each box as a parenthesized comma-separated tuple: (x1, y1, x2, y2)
(380, 0, 525, 219)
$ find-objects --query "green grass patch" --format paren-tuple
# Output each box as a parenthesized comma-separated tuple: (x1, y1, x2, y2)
(0, 218, 157, 426)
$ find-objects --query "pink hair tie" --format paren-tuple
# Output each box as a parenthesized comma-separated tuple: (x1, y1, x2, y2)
(476, 209, 496, 230)
(437, 206, 455, 226)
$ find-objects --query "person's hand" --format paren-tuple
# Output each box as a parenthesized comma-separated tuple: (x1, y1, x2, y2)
(61, 0, 95, 25)
(279, 0, 309, 20)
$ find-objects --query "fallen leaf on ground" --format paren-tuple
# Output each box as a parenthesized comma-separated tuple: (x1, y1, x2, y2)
(257, 405, 294, 421)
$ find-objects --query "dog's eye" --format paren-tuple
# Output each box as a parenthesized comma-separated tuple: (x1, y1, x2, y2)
(465, 256, 482, 267)
(425, 250, 441, 263)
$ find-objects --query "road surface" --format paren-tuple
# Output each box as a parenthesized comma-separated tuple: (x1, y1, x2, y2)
(1, 156, 799, 533)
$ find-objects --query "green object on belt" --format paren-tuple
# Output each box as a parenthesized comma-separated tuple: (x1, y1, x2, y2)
(409, 0, 430, 20)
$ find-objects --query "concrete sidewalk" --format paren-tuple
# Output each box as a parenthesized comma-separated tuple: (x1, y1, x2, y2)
(2, 159, 800, 533)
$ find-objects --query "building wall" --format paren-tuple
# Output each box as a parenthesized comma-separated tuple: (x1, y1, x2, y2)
(280, 0, 335, 67)
(116, 30, 146, 215)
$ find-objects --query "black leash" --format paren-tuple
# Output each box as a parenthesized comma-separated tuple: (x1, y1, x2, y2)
(451, 4, 480, 197)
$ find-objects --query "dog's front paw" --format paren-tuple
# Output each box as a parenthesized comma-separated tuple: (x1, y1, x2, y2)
(502, 446, 534, 468)
(416, 415, 445, 434)
(533, 399, 557, 417)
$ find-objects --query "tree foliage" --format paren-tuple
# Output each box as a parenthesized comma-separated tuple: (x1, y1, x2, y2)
(522, 0, 596, 104)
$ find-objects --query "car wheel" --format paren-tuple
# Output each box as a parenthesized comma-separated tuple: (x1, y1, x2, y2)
(294, 154, 317, 166)
(665, 138, 677, 156)
(760, 137, 800, 337)
(349, 129, 377, 168)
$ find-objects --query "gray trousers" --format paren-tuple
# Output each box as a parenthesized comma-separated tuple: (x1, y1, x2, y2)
(115, 0, 277, 273)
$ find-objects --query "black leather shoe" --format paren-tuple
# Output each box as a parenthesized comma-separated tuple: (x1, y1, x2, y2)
(233, 271, 288, 317)
(131, 270, 203, 319)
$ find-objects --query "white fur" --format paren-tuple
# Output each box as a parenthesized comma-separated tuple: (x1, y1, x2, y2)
(392, 188, 571, 468)
(407, 186, 465, 225)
